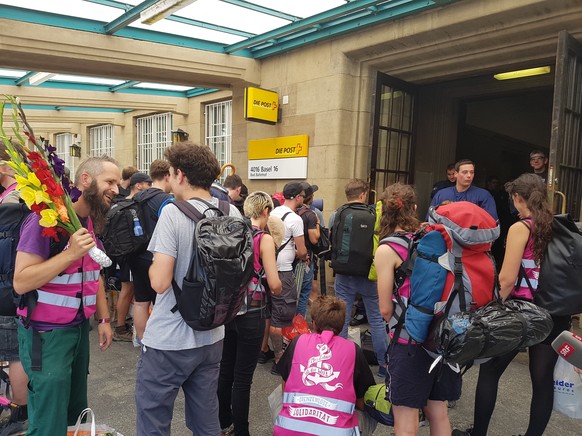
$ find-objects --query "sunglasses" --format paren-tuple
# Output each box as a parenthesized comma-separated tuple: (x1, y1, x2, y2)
(530, 156, 545, 162)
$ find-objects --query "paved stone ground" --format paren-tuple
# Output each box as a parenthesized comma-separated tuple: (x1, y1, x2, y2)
(87, 320, 582, 436)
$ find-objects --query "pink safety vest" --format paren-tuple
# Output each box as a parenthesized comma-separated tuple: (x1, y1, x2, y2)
(275, 331, 360, 436)
(511, 218, 539, 300)
(17, 219, 101, 324)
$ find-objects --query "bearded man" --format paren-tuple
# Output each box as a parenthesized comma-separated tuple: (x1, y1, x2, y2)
(13, 156, 120, 436)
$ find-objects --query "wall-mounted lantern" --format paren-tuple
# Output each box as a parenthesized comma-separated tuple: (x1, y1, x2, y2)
(70, 143, 82, 158)
(172, 128, 189, 143)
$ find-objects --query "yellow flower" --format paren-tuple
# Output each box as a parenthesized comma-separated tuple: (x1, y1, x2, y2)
(19, 186, 36, 208)
(15, 174, 30, 191)
(39, 209, 58, 227)
(27, 172, 41, 188)
(35, 188, 52, 205)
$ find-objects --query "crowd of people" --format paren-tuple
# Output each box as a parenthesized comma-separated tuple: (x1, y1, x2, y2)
(0, 136, 576, 436)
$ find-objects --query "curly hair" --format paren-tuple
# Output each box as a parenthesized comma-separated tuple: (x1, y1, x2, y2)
(164, 141, 220, 190)
(378, 183, 420, 239)
(505, 173, 553, 261)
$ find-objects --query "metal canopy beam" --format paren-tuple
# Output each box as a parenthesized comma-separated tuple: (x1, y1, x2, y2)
(109, 80, 141, 91)
(247, 0, 448, 58)
(224, 0, 385, 54)
(0, 5, 249, 56)
(219, 0, 301, 22)
(15, 71, 37, 86)
(104, 0, 159, 34)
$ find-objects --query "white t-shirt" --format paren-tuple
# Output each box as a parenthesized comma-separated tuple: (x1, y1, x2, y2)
(271, 205, 304, 272)
(143, 197, 241, 351)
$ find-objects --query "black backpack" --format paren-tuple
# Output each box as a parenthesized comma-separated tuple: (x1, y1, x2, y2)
(101, 189, 164, 257)
(330, 203, 376, 276)
(170, 199, 254, 331)
(296, 206, 331, 257)
(535, 214, 582, 316)
(0, 203, 68, 319)
(0, 203, 30, 317)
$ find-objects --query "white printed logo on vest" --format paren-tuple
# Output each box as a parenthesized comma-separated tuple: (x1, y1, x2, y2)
(288, 406, 339, 424)
(300, 343, 344, 391)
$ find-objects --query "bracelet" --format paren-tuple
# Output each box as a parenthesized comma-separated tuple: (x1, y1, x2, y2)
(98, 318, 111, 324)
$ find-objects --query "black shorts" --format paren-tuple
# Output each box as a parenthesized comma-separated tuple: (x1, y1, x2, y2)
(126, 255, 156, 304)
(0, 316, 19, 362)
(386, 343, 462, 409)
(270, 271, 296, 328)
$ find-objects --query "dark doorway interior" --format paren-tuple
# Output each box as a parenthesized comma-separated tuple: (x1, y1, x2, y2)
(457, 89, 553, 187)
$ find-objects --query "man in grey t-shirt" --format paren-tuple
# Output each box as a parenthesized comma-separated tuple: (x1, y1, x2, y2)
(135, 142, 240, 436)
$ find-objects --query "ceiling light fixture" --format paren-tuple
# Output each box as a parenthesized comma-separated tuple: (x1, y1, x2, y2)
(494, 66, 551, 80)
(140, 0, 198, 25)
(28, 72, 56, 86)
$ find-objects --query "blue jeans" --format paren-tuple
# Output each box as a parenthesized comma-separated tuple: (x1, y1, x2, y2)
(218, 311, 265, 436)
(334, 274, 388, 367)
(296, 259, 315, 317)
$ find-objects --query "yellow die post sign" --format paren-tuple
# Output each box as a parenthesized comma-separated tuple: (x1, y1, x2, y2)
(248, 135, 309, 179)
(244, 87, 279, 124)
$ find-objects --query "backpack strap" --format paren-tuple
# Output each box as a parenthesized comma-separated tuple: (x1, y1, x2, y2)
(275, 212, 293, 256)
(171, 200, 206, 222)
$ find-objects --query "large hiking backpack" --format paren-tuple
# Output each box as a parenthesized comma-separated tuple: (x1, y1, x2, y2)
(101, 189, 164, 257)
(384, 201, 500, 345)
(0, 203, 29, 316)
(170, 199, 254, 331)
(330, 203, 376, 276)
(535, 214, 582, 316)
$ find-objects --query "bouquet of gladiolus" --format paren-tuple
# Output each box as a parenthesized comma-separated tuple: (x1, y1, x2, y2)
(0, 95, 112, 267)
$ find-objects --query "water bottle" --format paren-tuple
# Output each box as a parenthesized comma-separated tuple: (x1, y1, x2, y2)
(133, 217, 144, 237)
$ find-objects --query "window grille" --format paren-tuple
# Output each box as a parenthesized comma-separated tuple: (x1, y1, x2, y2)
(55, 133, 74, 180)
(136, 113, 173, 172)
(89, 124, 114, 157)
(205, 100, 232, 181)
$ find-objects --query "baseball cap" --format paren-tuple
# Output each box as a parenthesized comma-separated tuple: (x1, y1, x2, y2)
(305, 184, 319, 197)
(129, 172, 153, 186)
(283, 181, 310, 199)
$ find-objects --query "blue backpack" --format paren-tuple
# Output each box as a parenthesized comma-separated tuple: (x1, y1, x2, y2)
(382, 229, 448, 343)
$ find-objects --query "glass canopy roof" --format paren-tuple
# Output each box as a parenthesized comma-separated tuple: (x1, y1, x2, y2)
(0, 0, 450, 105)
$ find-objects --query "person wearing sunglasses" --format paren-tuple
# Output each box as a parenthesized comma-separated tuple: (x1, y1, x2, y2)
(529, 150, 548, 184)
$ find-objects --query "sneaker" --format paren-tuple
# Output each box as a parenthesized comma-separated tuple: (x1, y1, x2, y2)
(377, 366, 386, 378)
(452, 428, 472, 436)
(258, 349, 275, 364)
(0, 420, 28, 436)
(349, 314, 368, 326)
(113, 327, 133, 342)
(270, 363, 280, 376)
(221, 424, 234, 436)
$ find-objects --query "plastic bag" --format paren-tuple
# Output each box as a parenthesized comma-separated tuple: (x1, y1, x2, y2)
(281, 314, 310, 341)
(553, 358, 582, 419)
(66, 408, 120, 436)
(426, 300, 554, 367)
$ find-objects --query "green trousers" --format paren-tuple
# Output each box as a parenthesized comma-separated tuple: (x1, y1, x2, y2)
(18, 320, 90, 436)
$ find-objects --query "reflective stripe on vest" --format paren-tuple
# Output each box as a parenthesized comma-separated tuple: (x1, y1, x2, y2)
(283, 392, 355, 414)
(275, 416, 359, 436)
(521, 259, 537, 268)
(50, 270, 100, 285)
(83, 294, 97, 308)
(36, 290, 80, 309)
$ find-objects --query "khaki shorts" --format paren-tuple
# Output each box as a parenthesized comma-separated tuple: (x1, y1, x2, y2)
(270, 270, 296, 328)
